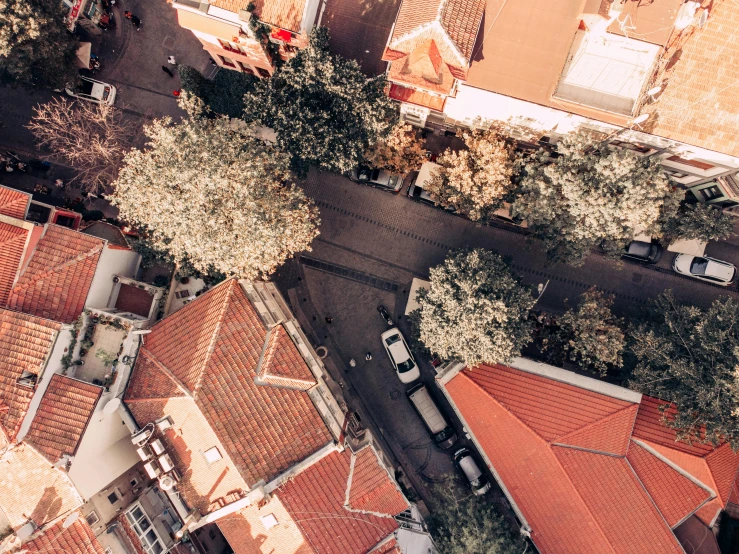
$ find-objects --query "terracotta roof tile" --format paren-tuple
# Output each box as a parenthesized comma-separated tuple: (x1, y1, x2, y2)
(705, 444, 739, 508)
(277, 449, 400, 554)
(0, 309, 61, 441)
(124, 350, 188, 400)
(633, 396, 715, 456)
(370, 537, 401, 554)
(114, 283, 155, 318)
(0, 186, 30, 219)
(127, 280, 332, 488)
(555, 404, 638, 455)
(464, 363, 631, 441)
(7, 225, 104, 324)
(0, 221, 29, 307)
(626, 441, 712, 527)
(81, 221, 130, 248)
(552, 447, 684, 553)
(347, 446, 409, 516)
(23, 515, 104, 554)
(210, 0, 305, 31)
(25, 374, 101, 463)
(257, 325, 316, 390)
(0, 443, 81, 529)
(387, 83, 447, 111)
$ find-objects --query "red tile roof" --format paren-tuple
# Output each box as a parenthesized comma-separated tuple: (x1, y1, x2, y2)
(442, 363, 739, 554)
(126, 279, 332, 487)
(0, 220, 29, 307)
(276, 447, 405, 554)
(632, 396, 715, 456)
(370, 537, 402, 554)
(23, 514, 104, 554)
(0, 309, 61, 442)
(347, 446, 409, 516)
(25, 374, 101, 463)
(257, 325, 317, 390)
(7, 225, 104, 323)
(0, 185, 30, 219)
(387, 83, 446, 111)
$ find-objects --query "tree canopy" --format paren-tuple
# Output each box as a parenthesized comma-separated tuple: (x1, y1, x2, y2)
(363, 122, 426, 174)
(415, 248, 535, 366)
(660, 202, 735, 244)
(426, 130, 516, 221)
(0, 0, 79, 88)
(242, 27, 395, 176)
(628, 291, 739, 448)
(179, 65, 257, 119)
(512, 132, 681, 265)
(110, 112, 319, 279)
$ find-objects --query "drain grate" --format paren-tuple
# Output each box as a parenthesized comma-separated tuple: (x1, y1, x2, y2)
(300, 256, 400, 292)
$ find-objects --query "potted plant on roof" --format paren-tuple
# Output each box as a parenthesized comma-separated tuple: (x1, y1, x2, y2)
(95, 348, 118, 367)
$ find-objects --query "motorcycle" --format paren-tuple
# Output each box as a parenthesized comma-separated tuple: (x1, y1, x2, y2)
(377, 305, 393, 326)
(89, 53, 101, 72)
(2, 151, 27, 173)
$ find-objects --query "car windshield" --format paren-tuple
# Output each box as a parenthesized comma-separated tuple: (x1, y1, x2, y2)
(626, 242, 651, 258)
(385, 334, 401, 346)
(397, 358, 416, 373)
(690, 257, 709, 275)
(80, 80, 94, 95)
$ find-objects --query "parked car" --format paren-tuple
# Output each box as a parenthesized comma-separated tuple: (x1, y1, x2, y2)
(408, 162, 440, 206)
(380, 328, 420, 384)
(453, 448, 491, 495)
(406, 383, 458, 449)
(350, 165, 402, 192)
(622, 241, 663, 264)
(65, 76, 116, 105)
(672, 254, 736, 285)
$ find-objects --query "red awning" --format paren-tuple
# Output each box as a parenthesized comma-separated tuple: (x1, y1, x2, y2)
(271, 28, 292, 41)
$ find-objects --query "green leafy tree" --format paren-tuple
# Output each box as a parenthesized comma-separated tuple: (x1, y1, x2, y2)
(363, 122, 426, 174)
(426, 130, 516, 221)
(243, 27, 394, 176)
(179, 65, 257, 119)
(547, 289, 624, 375)
(428, 478, 526, 554)
(0, 0, 79, 88)
(628, 291, 739, 448)
(661, 202, 735, 244)
(415, 248, 535, 366)
(110, 111, 319, 279)
(512, 132, 681, 265)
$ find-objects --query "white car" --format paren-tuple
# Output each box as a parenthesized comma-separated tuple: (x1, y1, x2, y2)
(66, 76, 117, 105)
(672, 254, 736, 286)
(380, 328, 420, 384)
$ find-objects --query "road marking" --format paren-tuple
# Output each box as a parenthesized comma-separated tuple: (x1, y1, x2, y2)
(299, 255, 400, 292)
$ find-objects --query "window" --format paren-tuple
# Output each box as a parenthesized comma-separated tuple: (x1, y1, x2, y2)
(130, 477, 139, 487)
(700, 185, 723, 201)
(204, 447, 222, 464)
(237, 62, 254, 75)
(209, 529, 217, 540)
(667, 155, 715, 170)
(108, 491, 120, 504)
(256, 67, 270, 78)
(663, 168, 690, 179)
(260, 514, 279, 530)
(86, 512, 100, 526)
(126, 504, 165, 554)
(219, 55, 236, 68)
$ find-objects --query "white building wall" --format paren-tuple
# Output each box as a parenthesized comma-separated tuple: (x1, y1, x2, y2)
(86, 247, 141, 310)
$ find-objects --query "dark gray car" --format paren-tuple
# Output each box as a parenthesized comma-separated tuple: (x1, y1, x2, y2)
(623, 241, 662, 264)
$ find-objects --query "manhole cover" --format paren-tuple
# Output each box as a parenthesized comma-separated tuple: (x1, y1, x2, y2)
(315, 346, 328, 359)
(632, 273, 643, 284)
(389, 389, 401, 400)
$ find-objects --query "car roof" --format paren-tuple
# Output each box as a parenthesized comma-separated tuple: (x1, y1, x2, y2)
(626, 241, 652, 257)
(458, 453, 482, 480)
(706, 259, 735, 280)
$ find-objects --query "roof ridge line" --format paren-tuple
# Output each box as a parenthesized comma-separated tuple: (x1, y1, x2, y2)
(342, 445, 403, 519)
(191, 279, 236, 398)
(140, 349, 194, 398)
(550, 443, 622, 458)
(11, 237, 104, 294)
(554, 403, 638, 445)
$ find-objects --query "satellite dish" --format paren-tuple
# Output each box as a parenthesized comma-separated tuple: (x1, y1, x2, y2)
(103, 398, 121, 416)
(632, 114, 650, 125)
(647, 86, 662, 96)
(698, 9, 709, 28)
(159, 475, 176, 491)
(62, 512, 80, 529)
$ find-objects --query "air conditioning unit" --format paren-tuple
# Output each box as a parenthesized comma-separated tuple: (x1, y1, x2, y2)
(150, 439, 165, 456)
(143, 461, 161, 479)
(158, 454, 175, 473)
(136, 446, 153, 462)
(131, 428, 152, 446)
(158, 473, 178, 491)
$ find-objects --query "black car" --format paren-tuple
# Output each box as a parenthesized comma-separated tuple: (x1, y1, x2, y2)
(622, 241, 663, 264)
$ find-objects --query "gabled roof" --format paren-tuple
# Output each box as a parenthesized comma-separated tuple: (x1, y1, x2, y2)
(256, 325, 317, 390)
(125, 279, 332, 487)
(275, 446, 408, 554)
(208, 0, 306, 32)
(7, 225, 104, 324)
(25, 374, 102, 464)
(0, 185, 30, 219)
(81, 221, 130, 249)
(442, 363, 736, 554)
(0, 309, 61, 442)
(22, 514, 104, 554)
(0, 219, 30, 307)
(0, 442, 81, 530)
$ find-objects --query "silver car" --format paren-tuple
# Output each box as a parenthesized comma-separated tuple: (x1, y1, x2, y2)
(672, 254, 736, 286)
(453, 448, 491, 495)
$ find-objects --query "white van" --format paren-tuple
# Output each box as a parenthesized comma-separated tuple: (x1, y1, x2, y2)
(406, 383, 458, 449)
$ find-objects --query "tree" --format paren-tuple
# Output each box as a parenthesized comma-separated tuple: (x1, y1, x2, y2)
(243, 27, 394, 176)
(109, 113, 320, 279)
(660, 202, 735, 244)
(363, 122, 426, 174)
(628, 291, 739, 448)
(27, 98, 132, 193)
(0, 0, 79, 88)
(415, 248, 535, 366)
(512, 132, 681, 265)
(547, 289, 624, 375)
(428, 478, 526, 554)
(426, 130, 516, 221)
(179, 65, 258, 119)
